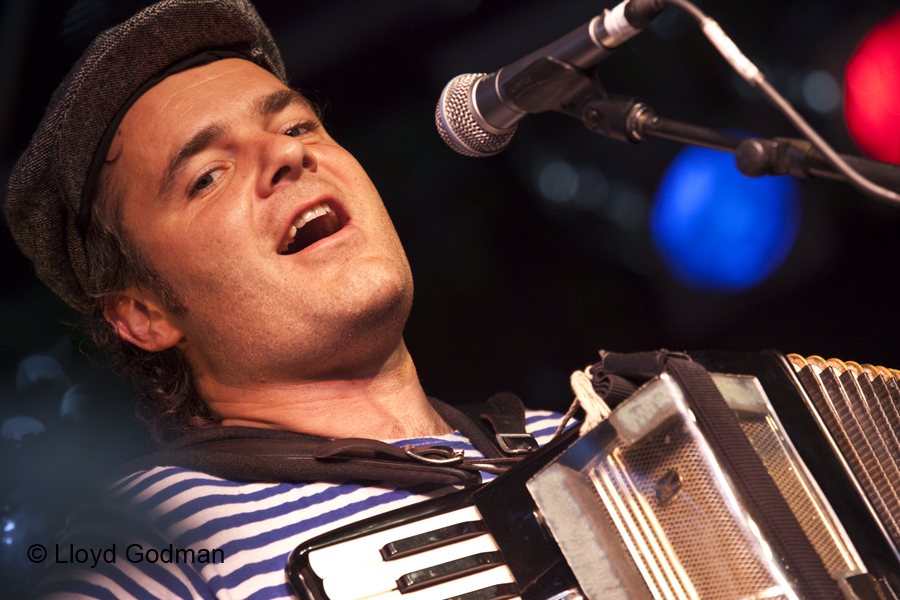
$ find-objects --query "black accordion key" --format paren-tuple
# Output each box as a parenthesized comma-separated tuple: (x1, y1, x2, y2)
(381, 521, 488, 561)
(397, 551, 505, 592)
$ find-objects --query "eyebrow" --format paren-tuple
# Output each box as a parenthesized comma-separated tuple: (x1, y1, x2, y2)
(159, 122, 230, 198)
(158, 88, 314, 198)
(251, 88, 312, 121)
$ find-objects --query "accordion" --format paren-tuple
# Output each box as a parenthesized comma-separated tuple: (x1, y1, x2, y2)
(287, 350, 900, 600)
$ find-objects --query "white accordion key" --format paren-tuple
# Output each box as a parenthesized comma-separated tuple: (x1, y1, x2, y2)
(310, 506, 484, 579)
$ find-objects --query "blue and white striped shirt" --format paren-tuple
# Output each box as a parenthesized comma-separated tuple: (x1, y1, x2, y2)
(37, 410, 563, 600)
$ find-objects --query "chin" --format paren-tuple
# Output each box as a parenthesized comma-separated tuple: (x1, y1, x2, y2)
(340, 253, 413, 319)
(184, 257, 415, 384)
(347, 273, 414, 340)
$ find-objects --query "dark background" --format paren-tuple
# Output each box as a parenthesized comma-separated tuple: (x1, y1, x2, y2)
(1, 0, 899, 596)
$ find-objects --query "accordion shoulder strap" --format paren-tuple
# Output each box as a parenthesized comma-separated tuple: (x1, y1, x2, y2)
(113, 396, 533, 487)
(594, 350, 843, 600)
(666, 355, 843, 600)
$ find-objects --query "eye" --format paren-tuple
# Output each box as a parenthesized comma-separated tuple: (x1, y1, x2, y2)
(191, 167, 225, 195)
(284, 120, 319, 138)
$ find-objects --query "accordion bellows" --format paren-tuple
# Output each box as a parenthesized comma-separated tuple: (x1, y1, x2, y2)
(789, 354, 900, 549)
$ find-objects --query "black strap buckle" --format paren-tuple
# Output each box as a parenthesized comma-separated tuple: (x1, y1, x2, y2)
(404, 445, 466, 465)
(495, 433, 538, 455)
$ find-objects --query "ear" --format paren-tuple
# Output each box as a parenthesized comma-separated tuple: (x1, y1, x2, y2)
(103, 288, 185, 352)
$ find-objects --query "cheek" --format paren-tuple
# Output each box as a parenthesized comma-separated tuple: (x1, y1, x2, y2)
(319, 146, 378, 193)
(145, 204, 253, 287)
(327, 151, 398, 232)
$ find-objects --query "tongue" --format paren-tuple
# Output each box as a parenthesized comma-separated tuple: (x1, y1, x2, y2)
(283, 212, 341, 255)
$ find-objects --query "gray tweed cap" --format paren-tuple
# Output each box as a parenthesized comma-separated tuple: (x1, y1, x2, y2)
(5, 0, 287, 313)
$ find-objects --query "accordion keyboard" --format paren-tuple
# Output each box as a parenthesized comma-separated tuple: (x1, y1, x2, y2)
(305, 506, 521, 600)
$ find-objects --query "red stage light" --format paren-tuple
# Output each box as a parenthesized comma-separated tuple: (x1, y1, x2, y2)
(844, 11, 900, 165)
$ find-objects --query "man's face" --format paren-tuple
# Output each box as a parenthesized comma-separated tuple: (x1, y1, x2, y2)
(108, 58, 413, 386)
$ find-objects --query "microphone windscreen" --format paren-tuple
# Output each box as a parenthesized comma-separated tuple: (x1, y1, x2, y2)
(436, 73, 517, 157)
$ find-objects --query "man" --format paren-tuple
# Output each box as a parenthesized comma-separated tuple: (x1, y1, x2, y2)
(5, 0, 562, 597)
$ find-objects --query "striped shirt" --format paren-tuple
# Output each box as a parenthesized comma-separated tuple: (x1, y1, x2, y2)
(37, 410, 564, 600)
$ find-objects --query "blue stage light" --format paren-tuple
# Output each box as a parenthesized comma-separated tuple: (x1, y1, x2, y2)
(650, 145, 800, 291)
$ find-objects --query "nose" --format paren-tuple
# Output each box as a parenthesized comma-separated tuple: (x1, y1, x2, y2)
(256, 133, 318, 197)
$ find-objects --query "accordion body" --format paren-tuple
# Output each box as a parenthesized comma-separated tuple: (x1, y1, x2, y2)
(287, 351, 900, 600)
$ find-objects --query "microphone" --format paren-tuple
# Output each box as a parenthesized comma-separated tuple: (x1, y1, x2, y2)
(436, 0, 666, 157)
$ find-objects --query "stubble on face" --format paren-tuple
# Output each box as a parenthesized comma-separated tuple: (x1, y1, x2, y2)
(109, 59, 415, 389)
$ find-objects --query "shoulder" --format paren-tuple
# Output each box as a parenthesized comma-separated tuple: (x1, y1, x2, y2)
(35, 466, 455, 599)
(524, 408, 567, 445)
(35, 467, 290, 599)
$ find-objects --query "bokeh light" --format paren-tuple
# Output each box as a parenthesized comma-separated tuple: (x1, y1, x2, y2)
(801, 70, 841, 114)
(650, 145, 800, 291)
(844, 11, 900, 164)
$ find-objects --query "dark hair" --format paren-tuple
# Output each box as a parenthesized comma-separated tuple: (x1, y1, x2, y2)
(83, 166, 219, 441)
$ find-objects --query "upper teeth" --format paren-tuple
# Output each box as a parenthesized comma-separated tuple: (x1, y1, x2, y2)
(280, 202, 333, 253)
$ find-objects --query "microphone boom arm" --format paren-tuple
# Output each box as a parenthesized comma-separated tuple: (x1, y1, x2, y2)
(578, 96, 900, 194)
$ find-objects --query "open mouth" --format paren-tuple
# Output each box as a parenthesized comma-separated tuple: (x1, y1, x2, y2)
(279, 201, 344, 255)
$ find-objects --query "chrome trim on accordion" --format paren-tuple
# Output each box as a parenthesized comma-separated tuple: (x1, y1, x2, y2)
(527, 371, 862, 600)
(287, 350, 900, 600)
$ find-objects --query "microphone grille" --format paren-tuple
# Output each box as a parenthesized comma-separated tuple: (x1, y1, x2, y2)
(436, 73, 517, 157)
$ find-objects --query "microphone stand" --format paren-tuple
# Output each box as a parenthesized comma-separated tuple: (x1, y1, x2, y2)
(575, 96, 900, 192)
(482, 57, 900, 194)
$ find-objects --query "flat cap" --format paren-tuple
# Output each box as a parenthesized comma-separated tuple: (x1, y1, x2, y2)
(5, 0, 287, 313)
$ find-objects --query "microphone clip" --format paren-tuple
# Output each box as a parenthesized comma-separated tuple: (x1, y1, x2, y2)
(580, 96, 652, 143)
(497, 56, 604, 120)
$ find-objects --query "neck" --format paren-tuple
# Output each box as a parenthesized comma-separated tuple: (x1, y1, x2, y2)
(198, 341, 452, 440)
